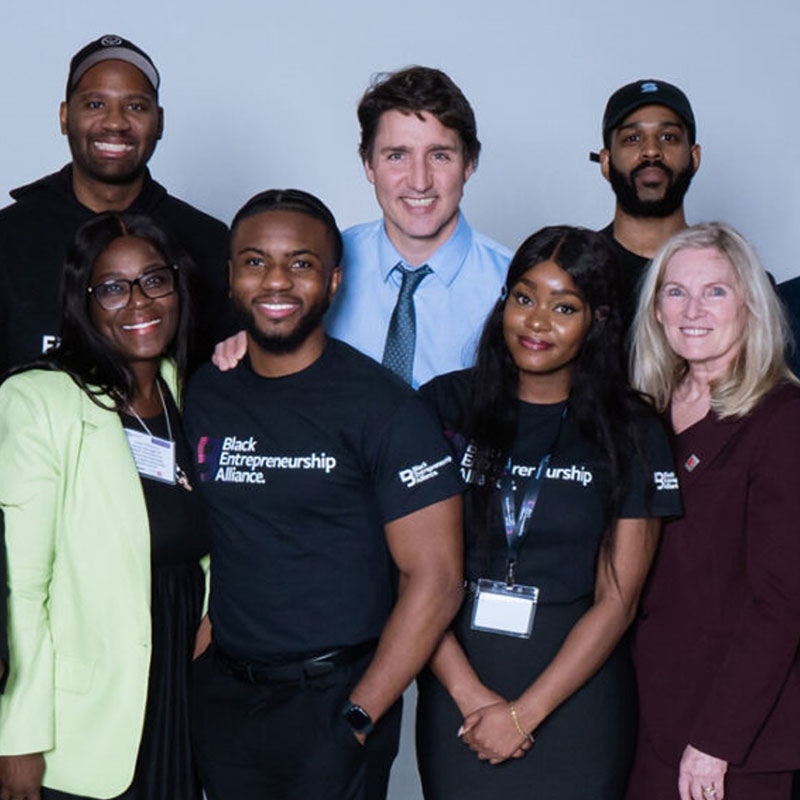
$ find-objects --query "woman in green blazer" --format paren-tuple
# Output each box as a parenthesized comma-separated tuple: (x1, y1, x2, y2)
(0, 213, 210, 800)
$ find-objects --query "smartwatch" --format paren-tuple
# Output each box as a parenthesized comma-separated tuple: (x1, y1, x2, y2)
(341, 699, 374, 736)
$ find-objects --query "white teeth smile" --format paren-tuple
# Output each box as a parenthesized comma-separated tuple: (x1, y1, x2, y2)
(94, 142, 133, 153)
(681, 328, 710, 336)
(260, 303, 296, 311)
(403, 197, 435, 207)
(122, 319, 161, 331)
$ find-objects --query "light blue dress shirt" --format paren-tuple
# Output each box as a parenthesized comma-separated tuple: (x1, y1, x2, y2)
(326, 213, 512, 388)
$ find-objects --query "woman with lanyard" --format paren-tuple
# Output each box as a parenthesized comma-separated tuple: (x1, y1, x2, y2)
(416, 226, 681, 798)
(0, 212, 209, 800)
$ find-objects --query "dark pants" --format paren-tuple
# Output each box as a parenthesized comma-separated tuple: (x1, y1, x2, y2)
(191, 646, 401, 800)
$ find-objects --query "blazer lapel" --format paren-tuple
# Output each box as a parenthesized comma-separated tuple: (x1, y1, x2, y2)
(675, 413, 743, 480)
(79, 391, 151, 603)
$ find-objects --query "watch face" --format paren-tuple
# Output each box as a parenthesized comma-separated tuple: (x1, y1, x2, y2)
(343, 702, 373, 734)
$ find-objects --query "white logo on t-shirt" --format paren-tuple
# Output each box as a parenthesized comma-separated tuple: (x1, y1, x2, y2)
(399, 455, 453, 488)
(654, 470, 678, 490)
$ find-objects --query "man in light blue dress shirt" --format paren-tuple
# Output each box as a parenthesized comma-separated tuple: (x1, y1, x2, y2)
(326, 67, 511, 388)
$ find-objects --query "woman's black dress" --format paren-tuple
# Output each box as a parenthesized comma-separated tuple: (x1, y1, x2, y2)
(416, 370, 681, 799)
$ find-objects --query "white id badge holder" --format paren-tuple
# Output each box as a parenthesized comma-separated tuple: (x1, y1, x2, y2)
(124, 428, 177, 485)
(471, 579, 539, 639)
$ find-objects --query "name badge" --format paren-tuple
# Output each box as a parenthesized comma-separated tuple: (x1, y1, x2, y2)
(124, 427, 176, 485)
(471, 578, 539, 639)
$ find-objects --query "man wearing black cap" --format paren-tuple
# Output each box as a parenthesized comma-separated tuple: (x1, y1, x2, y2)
(0, 34, 230, 373)
(592, 79, 701, 326)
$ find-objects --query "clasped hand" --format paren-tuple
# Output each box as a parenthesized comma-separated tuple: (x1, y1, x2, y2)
(459, 701, 533, 765)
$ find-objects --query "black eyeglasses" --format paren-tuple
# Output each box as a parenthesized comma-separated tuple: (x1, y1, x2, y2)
(88, 265, 178, 310)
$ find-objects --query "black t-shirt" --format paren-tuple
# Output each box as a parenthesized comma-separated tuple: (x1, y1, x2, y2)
(778, 276, 800, 376)
(599, 223, 651, 334)
(184, 338, 463, 661)
(421, 369, 682, 604)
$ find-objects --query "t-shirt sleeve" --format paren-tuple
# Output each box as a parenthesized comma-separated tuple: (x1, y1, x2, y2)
(618, 413, 682, 519)
(367, 393, 464, 524)
(419, 370, 470, 430)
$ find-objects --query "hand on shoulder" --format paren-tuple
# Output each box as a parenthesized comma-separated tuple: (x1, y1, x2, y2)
(211, 330, 247, 371)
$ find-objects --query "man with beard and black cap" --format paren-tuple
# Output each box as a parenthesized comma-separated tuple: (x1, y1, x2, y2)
(591, 79, 700, 328)
(0, 34, 230, 373)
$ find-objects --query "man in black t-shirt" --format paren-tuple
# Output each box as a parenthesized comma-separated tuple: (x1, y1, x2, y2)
(185, 189, 463, 800)
(0, 34, 230, 373)
(591, 79, 700, 326)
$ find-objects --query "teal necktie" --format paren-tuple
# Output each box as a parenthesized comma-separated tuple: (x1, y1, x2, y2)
(381, 264, 432, 383)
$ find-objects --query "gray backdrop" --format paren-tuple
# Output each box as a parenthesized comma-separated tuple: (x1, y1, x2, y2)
(1, 0, 799, 280)
(1, 1, 798, 797)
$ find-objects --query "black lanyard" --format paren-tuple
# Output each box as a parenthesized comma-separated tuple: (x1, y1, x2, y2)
(499, 406, 566, 585)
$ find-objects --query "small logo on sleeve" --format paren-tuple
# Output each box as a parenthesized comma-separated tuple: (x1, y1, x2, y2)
(654, 470, 679, 490)
(399, 455, 453, 488)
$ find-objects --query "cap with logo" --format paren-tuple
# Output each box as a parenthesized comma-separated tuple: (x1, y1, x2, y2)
(602, 79, 695, 147)
(66, 34, 160, 98)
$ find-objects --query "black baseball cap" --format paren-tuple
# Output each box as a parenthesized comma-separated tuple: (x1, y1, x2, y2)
(66, 34, 160, 98)
(602, 79, 695, 146)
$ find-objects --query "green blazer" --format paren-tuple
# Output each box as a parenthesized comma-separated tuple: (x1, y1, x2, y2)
(0, 365, 203, 798)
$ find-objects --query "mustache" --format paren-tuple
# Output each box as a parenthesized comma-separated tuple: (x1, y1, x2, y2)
(630, 160, 673, 181)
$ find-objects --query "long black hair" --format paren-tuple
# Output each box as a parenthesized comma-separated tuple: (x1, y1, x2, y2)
(8, 212, 194, 408)
(468, 225, 649, 553)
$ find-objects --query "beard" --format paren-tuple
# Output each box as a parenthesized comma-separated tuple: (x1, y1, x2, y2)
(609, 157, 695, 218)
(67, 132, 157, 187)
(232, 294, 330, 355)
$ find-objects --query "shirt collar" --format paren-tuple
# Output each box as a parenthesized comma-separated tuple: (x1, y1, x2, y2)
(378, 212, 473, 286)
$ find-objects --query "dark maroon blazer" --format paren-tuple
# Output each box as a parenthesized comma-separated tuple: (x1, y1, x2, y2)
(632, 382, 800, 771)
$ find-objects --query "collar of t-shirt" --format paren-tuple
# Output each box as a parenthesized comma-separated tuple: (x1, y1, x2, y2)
(377, 211, 473, 287)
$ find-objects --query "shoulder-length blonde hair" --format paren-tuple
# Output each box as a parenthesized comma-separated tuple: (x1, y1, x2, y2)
(630, 221, 797, 418)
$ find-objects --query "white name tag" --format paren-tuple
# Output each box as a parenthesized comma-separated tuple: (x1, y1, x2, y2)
(471, 579, 539, 639)
(124, 428, 176, 485)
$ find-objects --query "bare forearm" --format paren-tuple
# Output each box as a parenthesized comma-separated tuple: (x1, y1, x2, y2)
(514, 518, 659, 734)
(514, 597, 632, 732)
(428, 629, 501, 716)
(349, 571, 462, 722)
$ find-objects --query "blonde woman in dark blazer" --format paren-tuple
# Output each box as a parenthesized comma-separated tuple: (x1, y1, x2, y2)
(628, 222, 800, 800)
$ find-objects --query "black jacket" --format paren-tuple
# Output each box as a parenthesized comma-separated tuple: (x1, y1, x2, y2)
(0, 165, 231, 374)
(778, 276, 800, 377)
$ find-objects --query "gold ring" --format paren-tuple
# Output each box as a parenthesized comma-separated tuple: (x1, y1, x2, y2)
(702, 786, 716, 797)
